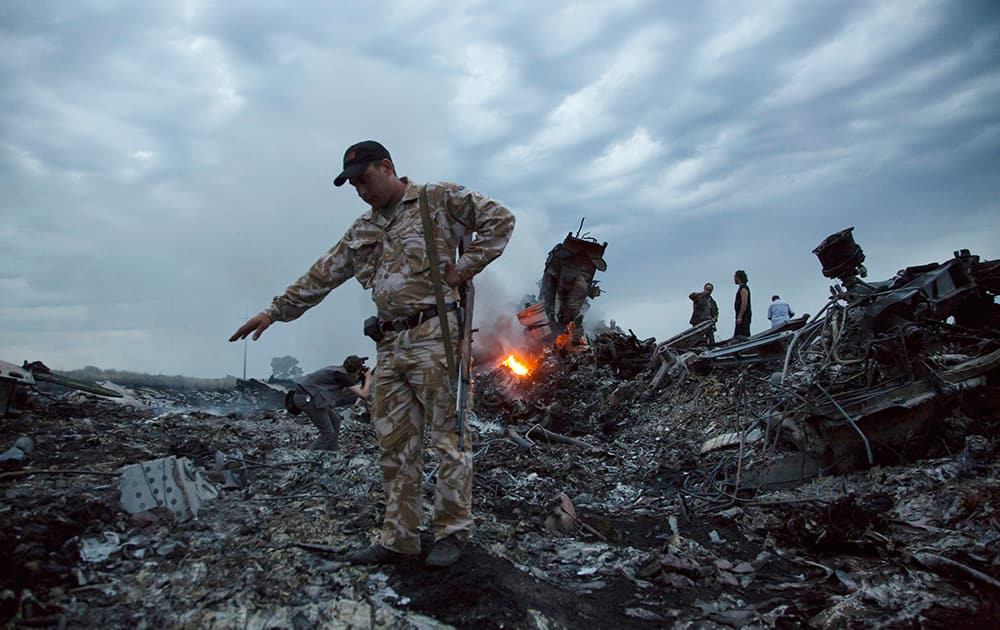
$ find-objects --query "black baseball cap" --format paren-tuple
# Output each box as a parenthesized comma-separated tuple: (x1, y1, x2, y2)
(343, 355, 369, 372)
(333, 140, 391, 187)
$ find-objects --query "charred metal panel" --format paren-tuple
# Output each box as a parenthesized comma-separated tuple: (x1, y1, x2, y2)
(0, 360, 35, 417)
(537, 232, 607, 337)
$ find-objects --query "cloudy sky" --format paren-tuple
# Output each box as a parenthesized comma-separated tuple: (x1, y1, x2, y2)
(3, 0, 998, 379)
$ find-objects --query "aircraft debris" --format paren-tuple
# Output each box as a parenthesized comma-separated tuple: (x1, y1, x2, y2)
(1, 229, 997, 627)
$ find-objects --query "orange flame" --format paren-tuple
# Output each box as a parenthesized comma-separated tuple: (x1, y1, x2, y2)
(501, 354, 530, 377)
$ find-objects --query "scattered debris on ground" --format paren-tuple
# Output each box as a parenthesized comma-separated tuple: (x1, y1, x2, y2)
(3, 229, 998, 628)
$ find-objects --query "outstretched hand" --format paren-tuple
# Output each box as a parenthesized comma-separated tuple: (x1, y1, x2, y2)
(230, 313, 273, 342)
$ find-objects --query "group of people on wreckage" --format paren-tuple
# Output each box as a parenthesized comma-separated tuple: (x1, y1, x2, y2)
(688, 271, 796, 346)
(230, 138, 800, 571)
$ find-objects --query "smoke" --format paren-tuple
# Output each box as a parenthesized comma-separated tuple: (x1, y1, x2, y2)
(472, 312, 526, 366)
(470, 266, 538, 366)
(470, 280, 618, 366)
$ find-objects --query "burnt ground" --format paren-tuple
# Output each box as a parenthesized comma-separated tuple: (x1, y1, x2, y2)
(2, 351, 1000, 629)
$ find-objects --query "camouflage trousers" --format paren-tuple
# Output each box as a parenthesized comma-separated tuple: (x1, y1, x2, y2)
(370, 312, 473, 554)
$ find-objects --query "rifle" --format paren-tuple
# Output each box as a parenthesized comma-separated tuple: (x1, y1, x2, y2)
(454, 235, 475, 451)
(417, 187, 474, 450)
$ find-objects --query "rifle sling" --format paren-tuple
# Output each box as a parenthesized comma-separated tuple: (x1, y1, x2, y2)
(418, 185, 457, 384)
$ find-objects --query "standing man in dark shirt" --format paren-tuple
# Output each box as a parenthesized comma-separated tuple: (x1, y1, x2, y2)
(285, 354, 372, 451)
(688, 282, 719, 345)
(733, 270, 752, 339)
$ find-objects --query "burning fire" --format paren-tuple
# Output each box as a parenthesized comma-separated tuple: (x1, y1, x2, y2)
(554, 321, 587, 351)
(500, 354, 530, 377)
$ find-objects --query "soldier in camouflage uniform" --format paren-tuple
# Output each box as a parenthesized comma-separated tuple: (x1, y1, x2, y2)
(230, 141, 515, 568)
(688, 282, 719, 345)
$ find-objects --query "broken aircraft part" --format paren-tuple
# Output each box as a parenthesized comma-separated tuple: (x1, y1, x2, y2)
(536, 228, 608, 339)
(0, 360, 35, 417)
(1, 359, 124, 417)
(759, 229, 1000, 479)
(813, 226, 867, 284)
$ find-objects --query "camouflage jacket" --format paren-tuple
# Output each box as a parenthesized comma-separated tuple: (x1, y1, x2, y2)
(689, 293, 719, 326)
(265, 179, 515, 322)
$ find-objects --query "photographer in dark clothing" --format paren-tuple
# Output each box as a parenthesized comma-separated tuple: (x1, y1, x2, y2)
(285, 354, 372, 451)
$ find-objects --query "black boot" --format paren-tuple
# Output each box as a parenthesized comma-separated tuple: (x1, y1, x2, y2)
(307, 409, 339, 451)
(425, 535, 464, 568)
(342, 544, 414, 565)
(309, 434, 339, 451)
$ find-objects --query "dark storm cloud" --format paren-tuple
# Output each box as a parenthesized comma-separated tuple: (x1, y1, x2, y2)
(1, 0, 998, 377)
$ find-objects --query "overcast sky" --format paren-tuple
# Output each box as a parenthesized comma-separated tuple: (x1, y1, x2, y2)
(3, 0, 998, 379)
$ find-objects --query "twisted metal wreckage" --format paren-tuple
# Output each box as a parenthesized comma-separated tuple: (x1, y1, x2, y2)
(0, 361, 122, 418)
(1, 226, 999, 626)
(518, 222, 608, 348)
(644, 227, 1000, 491)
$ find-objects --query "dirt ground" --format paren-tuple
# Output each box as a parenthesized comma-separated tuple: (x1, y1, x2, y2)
(2, 349, 999, 628)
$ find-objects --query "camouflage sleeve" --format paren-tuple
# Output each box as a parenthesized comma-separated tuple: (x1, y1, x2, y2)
(264, 237, 355, 322)
(437, 183, 516, 281)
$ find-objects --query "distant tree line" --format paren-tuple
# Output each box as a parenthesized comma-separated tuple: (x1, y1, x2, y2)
(270, 355, 302, 381)
(58, 366, 237, 391)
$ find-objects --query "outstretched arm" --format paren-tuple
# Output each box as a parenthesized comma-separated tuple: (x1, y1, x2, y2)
(229, 229, 357, 342)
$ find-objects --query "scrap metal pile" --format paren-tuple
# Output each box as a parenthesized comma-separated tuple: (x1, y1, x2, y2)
(1, 228, 998, 628)
(488, 227, 1000, 497)
(684, 228, 1000, 492)
(518, 221, 608, 349)
(468, 227, 1000, 623)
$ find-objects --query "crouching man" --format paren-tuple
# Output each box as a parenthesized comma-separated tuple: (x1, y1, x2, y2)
(285, 354, 372, 451)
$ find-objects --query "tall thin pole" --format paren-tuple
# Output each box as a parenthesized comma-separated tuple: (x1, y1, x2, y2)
(242, 307, 248, 380)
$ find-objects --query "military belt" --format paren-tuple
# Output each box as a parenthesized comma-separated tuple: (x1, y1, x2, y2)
(380, 303, 458, 334)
